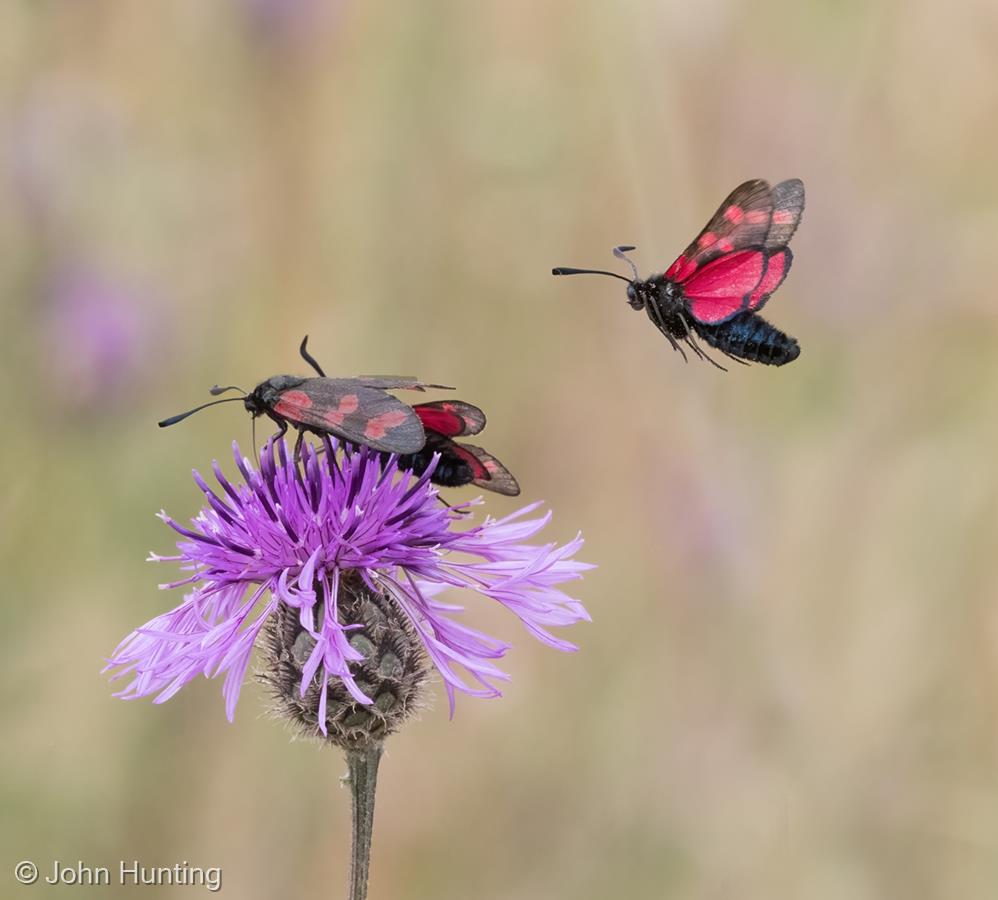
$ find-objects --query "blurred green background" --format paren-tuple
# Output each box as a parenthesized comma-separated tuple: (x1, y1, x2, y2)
(3, 1, 998, 898)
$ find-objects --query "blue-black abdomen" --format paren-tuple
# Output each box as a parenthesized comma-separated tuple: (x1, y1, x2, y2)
(694, 311, 800, 366)
(389, 433, 475, 487)
(393, 450, 474, 486)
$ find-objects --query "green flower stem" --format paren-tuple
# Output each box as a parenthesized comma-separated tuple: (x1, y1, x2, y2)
(346, 743, 383, 900)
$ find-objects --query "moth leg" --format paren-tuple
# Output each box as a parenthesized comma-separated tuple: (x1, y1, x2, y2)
(683, 331, 729, 371)
(436, 494, 471, 516)
(689, 336, 728, 371)
(677, 323, 709, 363)
(266, 412, 289, 441)
(705, 335, 751, 368)
(719, 347, 750, 366)
(646, 300, 688, 363)
(666, 330, 688, 363)
(293, 428, 305, 461)
(677, 312, 729, 372)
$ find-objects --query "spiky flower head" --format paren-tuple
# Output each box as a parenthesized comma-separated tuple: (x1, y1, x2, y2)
(106, 438, 592, 745)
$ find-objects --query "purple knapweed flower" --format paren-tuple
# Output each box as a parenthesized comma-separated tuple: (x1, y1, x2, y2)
(106, 438, 592, 737)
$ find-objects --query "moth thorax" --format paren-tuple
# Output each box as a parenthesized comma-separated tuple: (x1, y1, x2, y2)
(259, 573, 431, 750)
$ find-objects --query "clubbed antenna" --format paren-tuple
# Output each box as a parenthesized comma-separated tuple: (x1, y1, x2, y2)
(552, 245, 639, 283)
(612, 245, 640, 281)
(209, 384, 247, 397)
(158, 396, 245, 428)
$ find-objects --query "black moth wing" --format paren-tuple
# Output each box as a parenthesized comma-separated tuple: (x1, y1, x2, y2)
(356, 376, 455, 392)
(403, 433, 520, 496)
(666, 179, 774, 280)
(459, 443, 521, 496)
(764, 179, 805, 249)
(271, 378, 426, 454)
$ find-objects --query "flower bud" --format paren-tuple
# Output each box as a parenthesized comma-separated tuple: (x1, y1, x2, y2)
(261, 575, 430, 750)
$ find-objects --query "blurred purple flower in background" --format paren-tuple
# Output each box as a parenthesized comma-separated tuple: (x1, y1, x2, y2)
(239, 0, 342, 47)
(43, 264, 156, 412)
(106, 438, 592, 732)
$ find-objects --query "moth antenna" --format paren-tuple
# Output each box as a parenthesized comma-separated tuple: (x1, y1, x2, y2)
(612, 245, 640, 281)
(158, 396, 245, 428)
(299, 335, 326, 377)
(551, 266, 632, 283)
(209, 384, 246, 396)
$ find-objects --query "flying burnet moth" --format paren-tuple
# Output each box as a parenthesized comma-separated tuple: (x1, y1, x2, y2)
(158, 336, 448, 455)
(552, 178, 805, 368)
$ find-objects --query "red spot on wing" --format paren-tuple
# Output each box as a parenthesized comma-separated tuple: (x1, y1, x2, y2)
(463, 445, 520, 495)
(273, 389, 316, 420)
(444, 402, 483, 433)
(716, 238, 734, 252)
(276, 389, 313, 410)
(666, 254, 701, 283)
(765, 180, 805, 248)
(664, 254, 689, 280)
(697, 231, 717, 250)
(745, 209, 769, 225)
(723, 205, 744, 224)
(451, 444, 490, 480)
(364, 409, 409, 439)
(415, 405, 465, 437)
(323, 394, 359, 427)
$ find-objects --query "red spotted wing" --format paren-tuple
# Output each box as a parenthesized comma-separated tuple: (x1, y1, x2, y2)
(667, 178, 804, 324)
(268, 379, 427, 453)
(410, 402, 520, 496)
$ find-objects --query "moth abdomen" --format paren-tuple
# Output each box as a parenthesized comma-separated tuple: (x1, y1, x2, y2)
(393, 451, 473, 486)
(694, 311, 800, 366)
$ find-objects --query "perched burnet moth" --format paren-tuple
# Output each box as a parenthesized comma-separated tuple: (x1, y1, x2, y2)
(302, 346, 521, 495)
(158, 336, 449, 455)
(552, 178, 805, 368)
(400, 401, 521, 496)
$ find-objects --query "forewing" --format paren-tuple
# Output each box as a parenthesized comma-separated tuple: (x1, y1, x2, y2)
(458, 444, 521, 496)
(747, 248, 793, 310)
(415, 401, 487, 437)
(665, 180, 773, 283)
(681, 249, 768, 324)
(765, 179, 805, 249)
(271, 378, 426, 453)
(356, 376, 454, 392)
